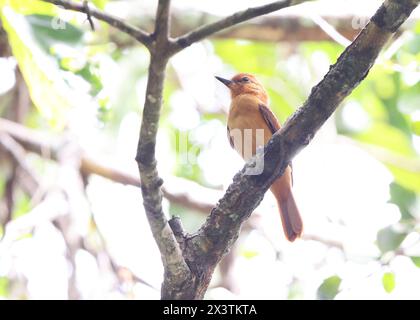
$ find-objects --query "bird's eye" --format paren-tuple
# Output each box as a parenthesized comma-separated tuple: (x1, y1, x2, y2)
(241, 77, 250, 82)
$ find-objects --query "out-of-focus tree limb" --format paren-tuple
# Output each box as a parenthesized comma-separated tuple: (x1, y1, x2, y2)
(107, 4, 420, 47)
(170, 0, 313, 53)
(0, 191, 68, 244)
(0, 118, 218, 214)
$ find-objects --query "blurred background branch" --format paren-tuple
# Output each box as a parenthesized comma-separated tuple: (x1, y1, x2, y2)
(171, 0, 313, 53)
(0, 118, 220, 214)
(103, 1, 420, 47)
(41, 0, 152, 47)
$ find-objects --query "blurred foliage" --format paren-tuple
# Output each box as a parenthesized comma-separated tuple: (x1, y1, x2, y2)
(317, 275, 341, 300)
(389, 182, 417, 220)
(382, 272, 396, 293)
(0, 277, 9, 298)
(377, 225, 407, 254)
(411, 257, 420, 268)
(12, 191, 32, 219)
(0, 0, 419, 300)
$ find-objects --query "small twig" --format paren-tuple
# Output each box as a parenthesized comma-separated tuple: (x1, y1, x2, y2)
(83, 0, 95, 31)
(41, 0, 151, 48)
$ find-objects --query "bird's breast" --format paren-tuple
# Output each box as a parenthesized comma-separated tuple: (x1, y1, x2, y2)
(228, 95, 272, 161)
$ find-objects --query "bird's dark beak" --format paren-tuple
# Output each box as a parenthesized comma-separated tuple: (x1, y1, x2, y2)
(215, 76, 232, 87)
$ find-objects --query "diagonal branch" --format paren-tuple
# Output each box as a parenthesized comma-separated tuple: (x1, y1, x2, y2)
(179, 0, 419, 298)
(171, 0, 311, 53)
(40, 0, 152, 48)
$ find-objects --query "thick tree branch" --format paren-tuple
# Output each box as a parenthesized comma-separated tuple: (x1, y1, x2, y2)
(40, 0, 152, 47)
(171, 0, 311, 53)
(177, 0, 419, 298)
(135, 0, 196, 299)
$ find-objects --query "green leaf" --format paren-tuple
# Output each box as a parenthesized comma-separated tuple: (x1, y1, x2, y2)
(267, 87, 296, 123)
(398, 87, 420, 115)
(92, 0, 108, 10)
(377, 226, 407, 254)
(288, 281, 304, 300)
(0, 177, 5, 198)
(0, 277, 9, 297)
(412, 121, 420, 136)
(373, 74, 396, 100)
(1, 0, 56, 16)
(382, 272, 395, 293)
(354, 123, 420, 193)
(241, 249, 259, 260)
(213, 40, 278, 76)
(1, 7, 79, 128)
(386, 164, 420, 194)
(13, 192, 32, 219)
(25, 14, 84, 53)
(389, 182, 417, 220)
(317, 275, 341, 300)
(410, 256, 420, 268)
(302, 41, 342, 64)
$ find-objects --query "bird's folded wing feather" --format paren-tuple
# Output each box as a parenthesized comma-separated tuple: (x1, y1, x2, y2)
(258, 103, 293, 185)
(258, 103, 281, 134)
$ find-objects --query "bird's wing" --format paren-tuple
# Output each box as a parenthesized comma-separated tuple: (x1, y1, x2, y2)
(258, 103, 281, 134)
(227, 126, 234, 148)
(259, 103, 293, 185)
(289, 162, 294, 186)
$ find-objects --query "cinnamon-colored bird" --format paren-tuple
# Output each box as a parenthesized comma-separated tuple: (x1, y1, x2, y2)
(216, 73, 303, 242)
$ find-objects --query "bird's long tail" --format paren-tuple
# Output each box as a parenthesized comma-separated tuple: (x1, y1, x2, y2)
(270, 178, 303, 242)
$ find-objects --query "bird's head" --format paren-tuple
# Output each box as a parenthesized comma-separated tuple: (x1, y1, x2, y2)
(215, 73, 268, 103)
